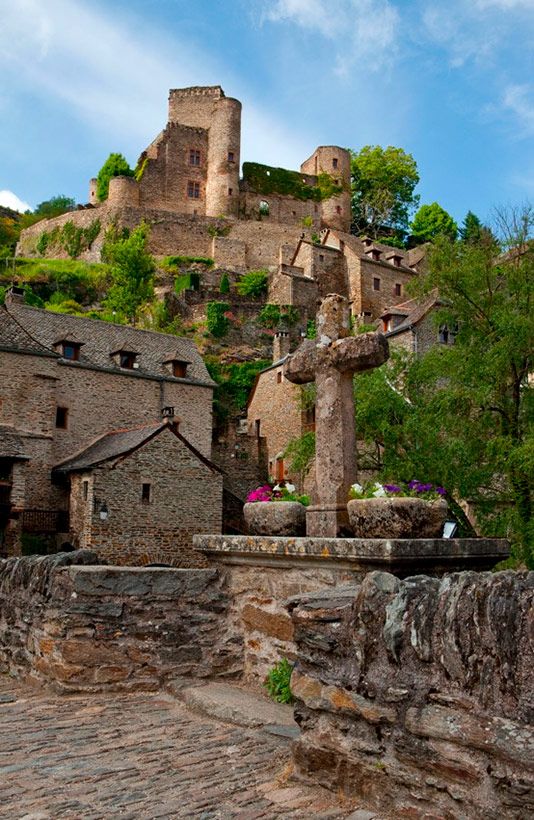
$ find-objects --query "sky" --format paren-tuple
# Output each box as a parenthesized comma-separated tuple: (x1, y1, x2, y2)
(1, 0, 533, 226)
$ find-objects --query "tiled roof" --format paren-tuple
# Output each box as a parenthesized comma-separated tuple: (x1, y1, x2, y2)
(2, 303, 215, 386)
(53, 422, 222, 474)
(385, 292, 442, 336)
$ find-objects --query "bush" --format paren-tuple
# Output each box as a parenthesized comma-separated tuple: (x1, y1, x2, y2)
(206, 301, 230, 337)
(174, 273, 201, 294)
(162, 255, 214, 268)
(235, 269, 268, 298)
(265, 658, 294, 704)
(219, 272, 230, 294)
(96, 153, 134, 202)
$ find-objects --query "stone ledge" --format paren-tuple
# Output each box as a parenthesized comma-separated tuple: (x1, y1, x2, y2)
(194, 534, 509, 575)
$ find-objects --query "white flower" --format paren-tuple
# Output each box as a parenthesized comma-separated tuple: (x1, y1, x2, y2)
(350, 483, 364, 494)
(372, 483, 387, 497)
(285, 482, 296, 493)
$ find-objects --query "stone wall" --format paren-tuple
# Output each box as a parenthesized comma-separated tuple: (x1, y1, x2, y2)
(0, 552, 240, 692)
(288, 570, 534, 819)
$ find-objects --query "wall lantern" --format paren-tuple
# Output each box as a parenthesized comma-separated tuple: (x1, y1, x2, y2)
(99, 502, 109, 521)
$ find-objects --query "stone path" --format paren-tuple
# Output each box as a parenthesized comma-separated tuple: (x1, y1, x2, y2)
(0, 675, 360, 819)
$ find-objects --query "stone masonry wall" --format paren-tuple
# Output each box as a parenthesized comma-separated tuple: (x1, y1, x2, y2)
(289, 570, 534, 819)
(0, 552, 241, 692)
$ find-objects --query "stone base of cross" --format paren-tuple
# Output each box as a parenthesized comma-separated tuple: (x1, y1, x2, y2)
(284, 293, 389, 537)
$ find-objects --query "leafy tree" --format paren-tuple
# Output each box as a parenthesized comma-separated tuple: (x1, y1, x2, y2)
(19, 195, 76, 229)
(0, 216, 19, 250)
(235, 269, 268, 298)
(351, 145, 420, 239)
(96, 153, 134, 202)
(206, 301, 230, 337)
(460, 210, 483, 244)
(104, 222, 155, 324)
(410, 202, 458, 245)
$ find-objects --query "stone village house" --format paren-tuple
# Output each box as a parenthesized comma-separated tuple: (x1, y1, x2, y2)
(0, 289, 222, 565)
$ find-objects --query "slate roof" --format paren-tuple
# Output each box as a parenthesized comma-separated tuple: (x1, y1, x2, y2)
(53, 421, 222, 474)
(1, 303, 215, 387)
(384, 291, 442, 337)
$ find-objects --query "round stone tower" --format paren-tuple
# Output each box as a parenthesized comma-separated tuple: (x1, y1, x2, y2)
(89, 178, 98, 206)
(205, 96, 241, 218)
(107, 176, 140, 207)
(301, 146, 351, 232)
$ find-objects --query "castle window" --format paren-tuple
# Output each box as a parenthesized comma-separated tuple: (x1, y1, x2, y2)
(120, 352, 137, 369)
(172, 361, 188, 378)
(373, 277, 381, 291)
(83, 480, 89, 501)
(189, 149, 201, 166)
(141, 483, 151, 503)
(319, 254, 324, 262)
(277, 371, 282, 384)
(438, 325, 449, 344)
(259, 200, 270, 216)
(228, 151, 235, 162)
(395, 283, 402, 296)
(228, 187, 233, 196)
(187, 181, 200, 199)
(332, 158, 338, 169)
(336, 206, 342, 215)
(56, 406, 68, 429)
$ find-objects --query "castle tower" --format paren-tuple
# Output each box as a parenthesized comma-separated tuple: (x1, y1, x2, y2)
(89, 178, 98, 206)
(301, 147, 351, 232)
(206, 96, 241, 218)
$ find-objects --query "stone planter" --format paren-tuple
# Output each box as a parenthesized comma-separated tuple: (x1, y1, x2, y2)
(243, 502, 306, 537)
(347, 497, 447, 539)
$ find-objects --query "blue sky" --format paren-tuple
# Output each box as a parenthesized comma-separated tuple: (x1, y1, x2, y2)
(1, 0, 532, 227)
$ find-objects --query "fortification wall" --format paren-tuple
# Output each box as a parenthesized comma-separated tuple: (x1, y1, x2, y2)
(289, 570, 534, 819)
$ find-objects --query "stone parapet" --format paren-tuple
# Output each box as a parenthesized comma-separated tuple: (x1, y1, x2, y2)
(288, 570, 534, 818)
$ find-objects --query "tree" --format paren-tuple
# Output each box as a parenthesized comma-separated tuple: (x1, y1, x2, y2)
(18, 195, 76, 230)
(96, 153, 134, 202)
(235, 269, 268, 298)
(350, 145, 420, 240)
(410, 202, 458, 245)
(460, 210, 483, 244)
(104, 222, 155, 324)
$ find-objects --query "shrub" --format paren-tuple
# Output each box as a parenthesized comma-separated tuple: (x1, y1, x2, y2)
(162, 255, 214, 268)
(206, 301, 230, 337)
(96, 153, 134, 202)
(219, 272, 230, 294)
(265, 658, 294, 704)
(235, 269, 268, 298)
(174, 273, 201, 294)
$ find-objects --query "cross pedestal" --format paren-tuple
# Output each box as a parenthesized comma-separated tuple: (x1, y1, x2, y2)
(284, 294, 389, 537)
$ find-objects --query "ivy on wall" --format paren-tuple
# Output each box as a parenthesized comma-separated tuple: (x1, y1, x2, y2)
(36, 219, 101, 259)
(242, 163, 344, 202)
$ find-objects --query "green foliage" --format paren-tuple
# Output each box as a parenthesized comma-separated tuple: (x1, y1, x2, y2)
(301, 215, 313, 228)
(207, 222, 232, 237)
(264, 658, 294, 704)
(134, 156, 148, 181)
(0, 285, 6, 305)
(235, 269, 268, 298)
(0, 215, 21, 250)
(18, 195, 76, 230)
(242, 162, 343, 202)
(96, 153, 134, 202)
(205, 357, 270, 422)
(161, 255, 214, 268)
(206, 301, 230, 337)
(21, 285, 44, 307)
(351, 145, 420, 238)
(174, 272, 201, 294)
(20, 533, 49, 556)
(258, 304, 300, 329)
(275, 488, 310, 505)
(104, 222, 155, 324)
(283, 431, 316, 484)
(306, 319, 317, 339)
(219, 272, 230, 294)
(45, 293, 85, 315)
(36, 219, 100, 259)
(410, 202, 458, 245)
(1, 258, 110, 306)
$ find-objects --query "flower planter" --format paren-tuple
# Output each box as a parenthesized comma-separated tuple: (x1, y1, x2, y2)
(347, 497, 447, 539)
(243, 501, 306, 537)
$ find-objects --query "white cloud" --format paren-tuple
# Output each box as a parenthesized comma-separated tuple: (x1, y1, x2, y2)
(0, 190, 32, 212)
(502, 84, 534, 135)
(0, 0, 309, 168)
(262, 0, 400, 73)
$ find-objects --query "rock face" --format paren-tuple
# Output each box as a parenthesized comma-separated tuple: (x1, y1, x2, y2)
(243, 502, 306, 536)
(0, 552, 241, 691)
(288, 570, 534, 819)
(347, 497, 447, 538)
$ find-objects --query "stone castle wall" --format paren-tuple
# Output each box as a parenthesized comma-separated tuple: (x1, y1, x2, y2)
(289, 570, 534, 819)
(0, 552, 240, 692)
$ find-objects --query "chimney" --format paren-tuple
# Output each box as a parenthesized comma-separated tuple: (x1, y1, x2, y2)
(5, 286, 25, 305)
(273, 330, 290, 363)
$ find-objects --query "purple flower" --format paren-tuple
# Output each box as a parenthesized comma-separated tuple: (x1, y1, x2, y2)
(408, 480, 420, 490)
(384, 484, 402, 494)
(414, 482, 433, 493)
(247, 484, 273, 502)
(436, 487, 447, 496)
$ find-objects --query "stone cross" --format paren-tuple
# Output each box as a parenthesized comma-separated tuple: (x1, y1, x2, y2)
(283, 293, 389, 537)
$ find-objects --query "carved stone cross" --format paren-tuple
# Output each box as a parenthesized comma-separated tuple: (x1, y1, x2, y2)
(284, 293, 389, 537)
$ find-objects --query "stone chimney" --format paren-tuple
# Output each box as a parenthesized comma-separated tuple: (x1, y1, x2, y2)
(273, 330, 290, 363)
(4, 286, 25, 305)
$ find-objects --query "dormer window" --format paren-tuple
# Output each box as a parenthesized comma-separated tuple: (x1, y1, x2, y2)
(110, 349, 138, 369)
(163, 355, 190, 378)
(53, 337, 84, 361)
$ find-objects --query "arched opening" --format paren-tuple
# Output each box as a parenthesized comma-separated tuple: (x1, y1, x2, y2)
(259, 200, 270, 216)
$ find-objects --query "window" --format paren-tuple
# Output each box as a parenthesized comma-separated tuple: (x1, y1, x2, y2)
(336, 206, 342, 214)
(56, 406, 68, 429)
(141, 483, 151, 503)
(438, 325, 449, 344)
(319, 254, 324, 262)
(228, 151, 235, 162)
(83, 480, 89, 501)
(120, 352, 136, 369)
(332, 158, 338, 169)
(189, 149, 201, 166)
(373, 277, 381, 291)
(255, 419, 261, 438)
(395, 283, 402, 296)
(371, 249, 381, 261)
(275, 458, 284, 481)
(228, 187, 233, 196)
(334, 179, 339, 185)
(62, 343, 80, 361)
(187, 181, 200, 198)
(259, 200, 270, 216)
(277, 371, 282, 384)
(172, 361, 188, 378)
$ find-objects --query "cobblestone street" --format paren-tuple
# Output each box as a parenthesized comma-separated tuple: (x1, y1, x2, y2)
(0, 675, 354, 819)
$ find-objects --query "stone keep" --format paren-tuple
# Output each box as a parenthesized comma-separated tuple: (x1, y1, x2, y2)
(284, 294, 389, 537)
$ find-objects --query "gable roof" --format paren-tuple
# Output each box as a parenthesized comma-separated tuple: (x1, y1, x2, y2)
(52, 421, 222, 475)
(384, 291, 442, 337)
(2, 302, 215, 387)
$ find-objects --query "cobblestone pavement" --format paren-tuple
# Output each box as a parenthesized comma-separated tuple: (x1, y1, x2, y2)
(0, 675, 357, 820)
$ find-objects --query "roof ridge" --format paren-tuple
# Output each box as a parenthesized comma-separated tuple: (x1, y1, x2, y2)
(2, 303, 55, 354)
